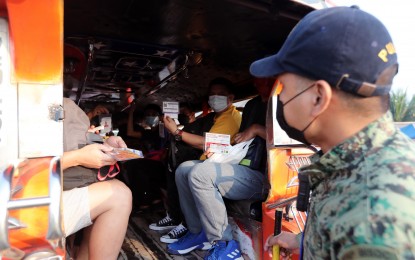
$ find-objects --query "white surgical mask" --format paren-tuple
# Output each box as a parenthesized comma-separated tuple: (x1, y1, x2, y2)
(208, 95, 228, 112)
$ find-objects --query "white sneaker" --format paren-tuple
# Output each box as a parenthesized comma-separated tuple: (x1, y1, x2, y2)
(149, 214, 179, 231)
(160, 224, 188, 243)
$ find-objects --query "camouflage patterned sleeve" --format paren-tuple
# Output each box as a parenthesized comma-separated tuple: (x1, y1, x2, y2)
(300, 113, 415, 259)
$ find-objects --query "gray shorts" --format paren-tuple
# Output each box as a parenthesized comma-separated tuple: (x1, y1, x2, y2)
(63, 187, 92, 237)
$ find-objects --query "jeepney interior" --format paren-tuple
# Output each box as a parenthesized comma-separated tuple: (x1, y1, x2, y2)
(64, 0, 314, 208)
(64, 0, 314, 111)
(62, 0, 316, 257)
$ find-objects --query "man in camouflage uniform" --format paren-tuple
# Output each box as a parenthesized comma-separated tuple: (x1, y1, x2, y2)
(250, 6, 415, 260)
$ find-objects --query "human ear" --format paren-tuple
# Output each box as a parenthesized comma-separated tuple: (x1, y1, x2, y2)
(311, 80, 332, 116)
(228, 94, 235, 102)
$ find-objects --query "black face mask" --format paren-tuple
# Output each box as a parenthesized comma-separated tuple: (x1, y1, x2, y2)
(276, 83, 317, 146)
(178, 113, 190, 126)
(276, 97, 311, 145)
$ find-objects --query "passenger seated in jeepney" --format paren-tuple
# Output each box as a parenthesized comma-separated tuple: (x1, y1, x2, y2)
(123, 102, 168, 210)
(62, 97, 132, 259)
(149, 77, 242, 244)
(86, 104, 110, 121)
(150, 102, 204, 243)
(178, 102, 196, 127)
(126, 102, 168, 155)
(86, 104, 110, 135)
(166, 77, 273, 259)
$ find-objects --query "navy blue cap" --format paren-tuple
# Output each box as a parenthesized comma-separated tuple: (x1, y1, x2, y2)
(250, 6, 398, 97)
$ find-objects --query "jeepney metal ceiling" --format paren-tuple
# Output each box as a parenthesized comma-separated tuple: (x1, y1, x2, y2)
(64, 0, 314, 111)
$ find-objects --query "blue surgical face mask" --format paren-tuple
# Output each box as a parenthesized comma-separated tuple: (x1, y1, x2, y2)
(145, 116, 159, 127)
(208, 95, 229, 112)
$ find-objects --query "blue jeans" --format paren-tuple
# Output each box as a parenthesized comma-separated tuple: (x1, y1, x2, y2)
(175, 160, 266, 242)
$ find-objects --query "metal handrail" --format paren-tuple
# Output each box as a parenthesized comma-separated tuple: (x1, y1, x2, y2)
(0, 157, 63, 253)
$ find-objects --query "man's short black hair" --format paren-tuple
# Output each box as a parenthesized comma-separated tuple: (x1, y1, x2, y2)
(144, 103, 162, 115)
(208, 77, 235, 94)
(180, 102, 195, 112)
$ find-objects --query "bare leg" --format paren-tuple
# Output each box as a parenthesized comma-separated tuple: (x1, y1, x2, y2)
(75, 226, 91, 260)
(77, 179, 132, 260)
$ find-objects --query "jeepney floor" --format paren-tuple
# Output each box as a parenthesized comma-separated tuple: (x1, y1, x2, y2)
(119, 205, 205, 260)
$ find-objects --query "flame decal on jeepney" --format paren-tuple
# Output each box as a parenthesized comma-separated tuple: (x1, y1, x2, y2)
(286, 176, 299, 188)
(285, 155, 311, 188)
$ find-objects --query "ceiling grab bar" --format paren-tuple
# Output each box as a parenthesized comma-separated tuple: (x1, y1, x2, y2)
(121, 52, 195, 112)
(143, 54, 189, 97)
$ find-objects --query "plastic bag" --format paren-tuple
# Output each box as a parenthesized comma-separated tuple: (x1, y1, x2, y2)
(205, 138, 254, 164)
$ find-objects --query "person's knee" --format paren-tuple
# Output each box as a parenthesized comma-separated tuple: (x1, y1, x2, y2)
(109, 179, 132, 211)
(189, 163, 213, 184)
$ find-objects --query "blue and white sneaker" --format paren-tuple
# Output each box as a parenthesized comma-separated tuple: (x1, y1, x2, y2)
(204, 240, 243, 260)
(167, 229, 212, 255)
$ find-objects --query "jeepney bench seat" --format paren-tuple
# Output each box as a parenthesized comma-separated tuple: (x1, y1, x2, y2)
(224, 198, 263, 222)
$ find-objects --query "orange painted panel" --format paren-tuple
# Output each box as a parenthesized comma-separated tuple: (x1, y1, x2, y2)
(6, 0, 63, 83)
(266, 148, 299, 203)
(266, 147, 313, 204)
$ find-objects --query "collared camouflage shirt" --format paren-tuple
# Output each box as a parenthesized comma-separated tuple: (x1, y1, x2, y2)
(299, 112, 415, 259)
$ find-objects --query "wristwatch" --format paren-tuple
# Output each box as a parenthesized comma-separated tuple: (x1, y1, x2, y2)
(174, 129, 183, 141)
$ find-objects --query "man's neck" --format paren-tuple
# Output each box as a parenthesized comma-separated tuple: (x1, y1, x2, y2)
(314, 112, 384, 153)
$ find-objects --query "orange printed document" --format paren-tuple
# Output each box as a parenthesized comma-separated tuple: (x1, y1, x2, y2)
(107, 148, 143, 161)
